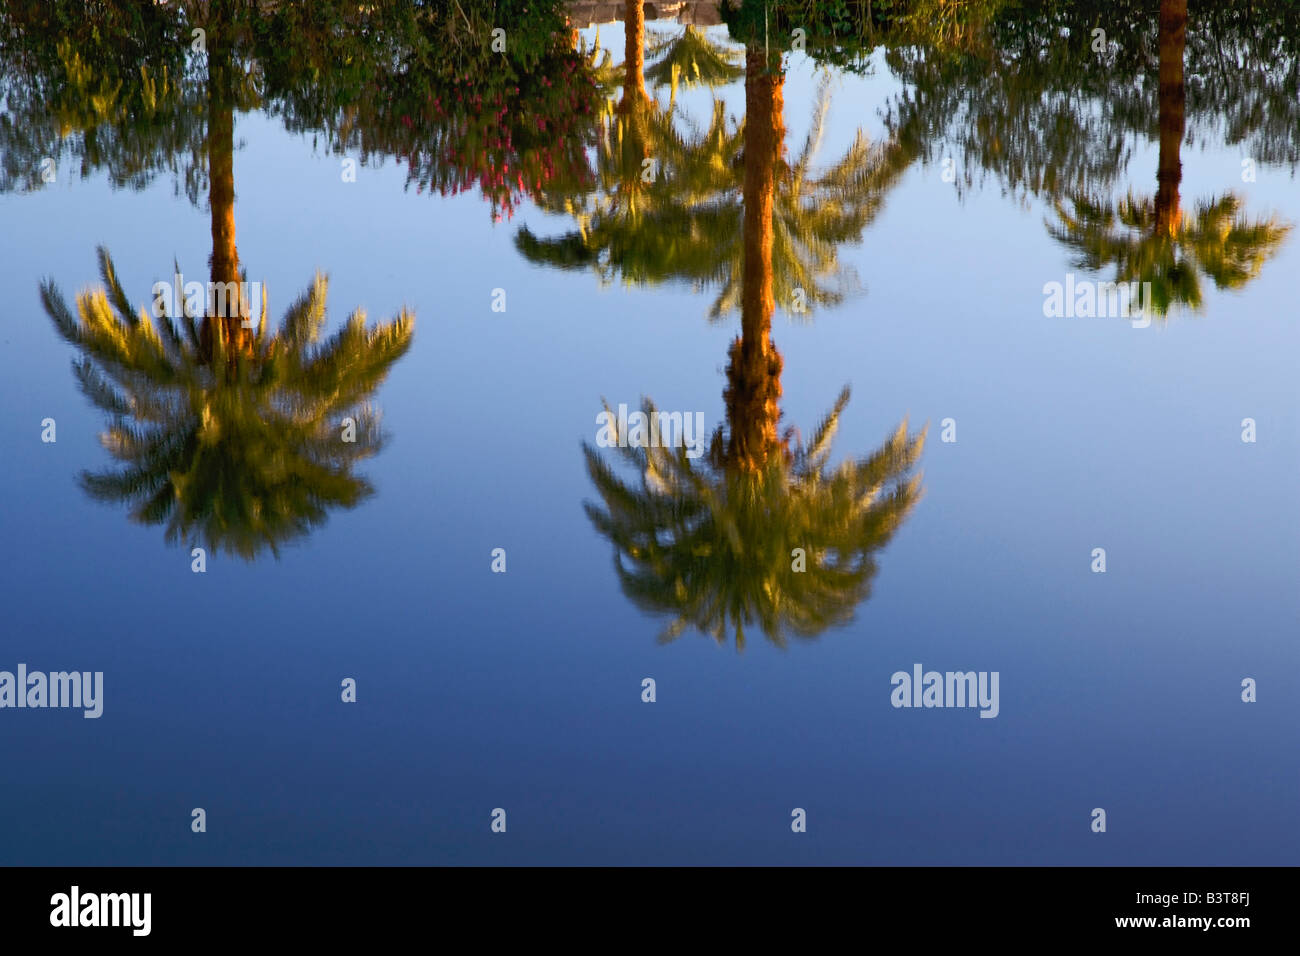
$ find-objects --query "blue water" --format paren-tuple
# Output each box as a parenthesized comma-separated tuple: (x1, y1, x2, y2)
(1, 11, 1297, 865)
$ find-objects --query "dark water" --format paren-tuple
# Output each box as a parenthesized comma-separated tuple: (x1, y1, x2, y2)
(1, 1, 1297, 865)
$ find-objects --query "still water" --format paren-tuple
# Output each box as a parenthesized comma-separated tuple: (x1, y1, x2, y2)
(0, 0, 1296, 864)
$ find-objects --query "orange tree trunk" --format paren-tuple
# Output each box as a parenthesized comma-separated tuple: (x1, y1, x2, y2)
(1155, 0, 1187, 237)
(202, 1, 251, 366)
(724, 48, 786, 471)
(619, 0, 647, 111)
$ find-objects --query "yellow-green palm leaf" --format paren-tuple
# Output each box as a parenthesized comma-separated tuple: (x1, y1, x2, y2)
(583, 390, 924, 648)
(42, 247, 414, 559)
(1047, 191, 1291, 317)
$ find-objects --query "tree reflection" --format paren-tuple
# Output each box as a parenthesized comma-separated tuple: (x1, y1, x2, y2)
(38, 2, 413, 560)
(518, 17, 916, 321)
(43, 253, 412, 560)
(0, 0, 209, 200)
(582, 41, 924, 648)
(646, 24, 744, 104)
(885, 0, 1300, 204)
(0, 1, 602, 221)
(1045, 0, 1291, 316)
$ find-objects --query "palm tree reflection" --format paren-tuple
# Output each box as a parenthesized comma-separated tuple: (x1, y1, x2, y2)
(518, 18, 915, 322)
(1046, 0, 1290, 316)
(645, 24, 744, 105)
(40, 4, 413, 559)
(43, 253, 412, 560)
(583, 41, 924, 649)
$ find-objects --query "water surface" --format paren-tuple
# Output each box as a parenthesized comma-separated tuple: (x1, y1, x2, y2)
(0, 0, 1296, 865)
